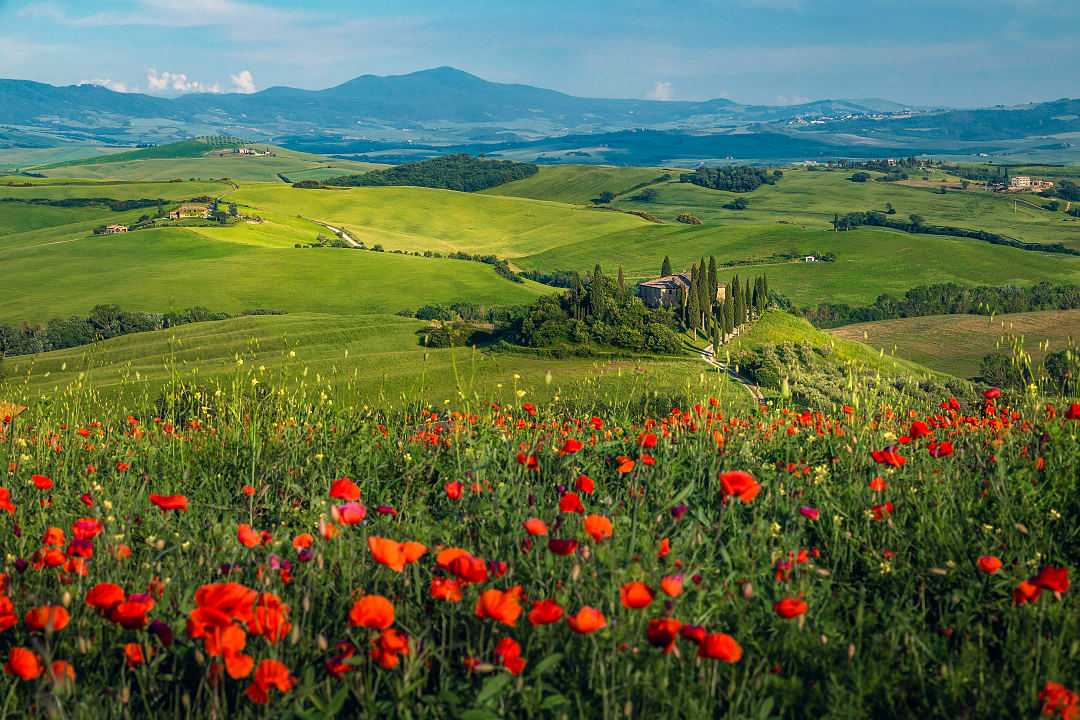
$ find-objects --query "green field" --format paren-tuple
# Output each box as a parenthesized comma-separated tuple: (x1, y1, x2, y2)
(0, 312, 743, 411)
(604, 167, 1080, 250)
(482, 164, 672, 204)
(829, 309, 1080, 377)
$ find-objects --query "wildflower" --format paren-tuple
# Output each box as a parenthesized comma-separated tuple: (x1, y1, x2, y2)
(870, 502, 894, 520)
(583, 514, 613, 542)
(148, 494, 188, 512)
(349, 595, 394, 630)
(559, 438, 583, 455)
(658, 537, 670, 558)
(475, 587, 523, 627)
(370, 628, 410, 669)
(24, 605, 69, 633)
(49, 660, 75, 686)
(242, 485, 256, 496)
(32, 474, 53, 490)
(527, 599, 564, 626)
(292, 534, 314, 550)
(1013, 580, 1041, 605)
(1065, 404, 1080, 421)
(566, 607, 606, 634)
(368, 537, 427, 573)
(615, 456, 635, 474)
(559, 492, 585, 514)
(86, 583, 125, 613)
(448, 553, 489, 584)
(429, 577, 463, 603)
(698, 632, 742, 662)
(799, 506, 820, 521)
(1039, 681, 1079, 720)
(4, 647, 42, 680)
(123, 643, 144, 668)
(494, 637, 526, 675)
(444, 481, 463, 500)
(645, 618, 682, 653)
(620, 582, 654, 609)
(868, 477, 887, 492)
(547, 538, 578, 556)
(332, 502, 367, 525)
(1032, 566, 1070, 594)
(720, 470, 761, 503)
(977, 556, 1003, 575)
(575, 475, 595, 494)
(660, 575, 684, 598)
(928, 441, 953, 458)
(0, 488, 14, 514)
(523, 518, 549, 536)
(774, 597, 808, 619)
(245, 659, 295, 704)
(329, 477, 361, 501)
(871, 448, 906, 467)
(237, 524, 265, 549)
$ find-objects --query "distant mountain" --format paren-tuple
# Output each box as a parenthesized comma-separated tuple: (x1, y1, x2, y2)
(0, 67, 1074, 163)
(0, 67, 925, 147)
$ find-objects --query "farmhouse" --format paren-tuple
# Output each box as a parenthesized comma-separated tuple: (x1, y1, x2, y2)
(103, 224, 128, 234)
(638, 272, 726, 309)
(169, 204, 210, 220)
(1009, 176, 1054, 192)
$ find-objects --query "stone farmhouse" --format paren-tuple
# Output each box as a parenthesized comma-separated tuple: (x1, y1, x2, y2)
(638, 272, 726, 309)
(169, 204, 211, 220)
(1009, 176, 1054, 192)
(103, 224, 128, 234)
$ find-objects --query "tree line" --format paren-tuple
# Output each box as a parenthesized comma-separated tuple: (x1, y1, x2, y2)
(0, 197, 165, 212)
(679, 166, 782, 193)
(0, 305, 283, 357)
(665, 254, 770, 349)
(800, 281, 1080, 328)
(322, 155, 538, 192)
(830, 209, 1080, 256)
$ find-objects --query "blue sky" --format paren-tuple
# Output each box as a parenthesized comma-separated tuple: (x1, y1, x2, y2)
(0, 0, 1077, 106)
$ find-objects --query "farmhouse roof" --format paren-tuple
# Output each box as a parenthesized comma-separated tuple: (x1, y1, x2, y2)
(640, 272, 692, 291)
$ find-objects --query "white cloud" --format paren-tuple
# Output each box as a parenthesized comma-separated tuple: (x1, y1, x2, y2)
(146, 68, 221, 94)
(82, 78, 131, 93)
(230, 69, 256, 94)
(647, 81, 675, 101)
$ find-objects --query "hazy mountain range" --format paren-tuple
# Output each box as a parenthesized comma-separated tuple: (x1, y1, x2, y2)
(1, 67, 1076, 164)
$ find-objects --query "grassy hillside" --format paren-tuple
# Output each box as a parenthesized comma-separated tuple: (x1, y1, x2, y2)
(219, 183, 646, 255)
(0, 312, 741, 410)
(829, 309, 1080, 377)
(516, 222, 1080, 306)
(0, 228, 550, 324)
(607, 167, 1080, 250)
(482, 164, 672, 204)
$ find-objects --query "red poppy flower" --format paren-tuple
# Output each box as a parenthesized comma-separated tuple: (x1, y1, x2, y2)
(86, 583, 125, 613)
(123, 643, 145, 668)
(368, 537, 427, 573)
(720, 471, 760, 503)
(871, 448, 907, 467)
(349, 595, 394, 629)
(32, 474, 53, 490)
(575, 475, 595, 494)
(494, 637, 526, 675)
(523, 518, 549, 536)
(429, 577, 463, 603)
(1013, 580, 1041, 605)
(1039, 681, 1079, 720)
(4, 647, 42, 680)
(329, 477, 361, 501)
(583, 515, 613, 542)
(527, 599, 564, 626)
(475, 587, 523, 627)
(660, 575, 683, 598)
(868, 477, 887, 492)
(559, 492, 585, 514)
(983, 387, 1001, 400)
(698, 632, 742, 662)
(615, 456, 635, 474)
(977, 556, 1002, 575)
(148, 494, 188, 512)
(24, 606, 69, 633)
(444, 481, 463, 500)
(870, 502, 894, 520)
(237, 524, 264, 549)
(1065, 404, 1080, 421)
(645, 618, 682, 653)
(559, 438, 583, 455)
(448, 553, 489, 584)
(548, 538, 579, 556)
(566, 606, 606, 634)
(774, 598, 808, 619)
(1032, 565, 1070, 594)
(928, 441, 953, 458)
(0, 488, 14, 515)
(245, 659, 295, 704)
(620, 582, 654, 609)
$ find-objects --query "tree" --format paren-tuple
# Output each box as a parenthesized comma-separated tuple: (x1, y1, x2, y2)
(850, 172, 871, 183)
(589, 265, 606, 319)
(617, 266, 626, 294)
(228, 203, 238, 217)
(732, 274, 743, 328)
(723, 295, 734, 337)
(712, 319, 722, 354)
(884, 202, 895, 215)
(707, 256, 718, 305)
(631, 188, 658, 202)
(909, 214, 925, 228)
(661, 256, 672, 277)
(594, 191, 616, 205)
(687, 265, 701, 333)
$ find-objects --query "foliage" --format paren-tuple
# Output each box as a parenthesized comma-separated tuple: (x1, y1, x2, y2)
(801, 281, 1080, 328)
(324, 154, 538, 192)
(676, 213, 702, 225)
(679, 165, 780, 193)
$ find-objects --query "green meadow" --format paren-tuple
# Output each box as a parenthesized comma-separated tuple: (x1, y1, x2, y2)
(481, 164, 673, 204)
(829, 309, 1080, 377)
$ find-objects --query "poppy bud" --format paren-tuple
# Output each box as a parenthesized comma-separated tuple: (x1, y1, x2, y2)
(670, 503, 688, 521)
(14, 558, 27, 573)
(149, 620, 174, 647)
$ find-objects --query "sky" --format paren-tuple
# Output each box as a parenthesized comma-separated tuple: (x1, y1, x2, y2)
(0, 0, 1077, 107)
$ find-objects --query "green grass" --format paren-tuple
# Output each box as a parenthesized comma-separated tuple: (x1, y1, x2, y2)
(0, 228, 551, 325)
(481, 164, 672, 205)
(607, 168, 1080, 250)
(829, 309, 1080, 377)
(0, 312, 743, 411)
(516, 222, 1080, 306)
(217, 183, 646, 256)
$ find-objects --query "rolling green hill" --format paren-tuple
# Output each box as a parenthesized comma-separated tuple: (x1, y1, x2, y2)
(0, 312, 739, 410)
(481, 164, 672, 204)
(828, 309, 1080, 377)
(0, 227, 551, 325)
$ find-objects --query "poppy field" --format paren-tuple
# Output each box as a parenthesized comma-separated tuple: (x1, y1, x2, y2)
(0, 382, 1078, 719)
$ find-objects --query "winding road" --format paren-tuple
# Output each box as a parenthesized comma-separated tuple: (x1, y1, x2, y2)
(700, 343, 766, 403)
(307, 218, 362, 248)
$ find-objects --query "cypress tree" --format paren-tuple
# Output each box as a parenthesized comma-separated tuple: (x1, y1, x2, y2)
(687, 266, 700, 333)
(745, 279, 752, 321)
(723, 295, 734, 337)
(590, 264, 605, 319)
(762, 274, 769, 307)
(707, 256, 718, 302)
(661, 256, 672, 277)
(733, 275, 743, 328)
(712, 319, 721, 354)
(617, 266, 626, 294)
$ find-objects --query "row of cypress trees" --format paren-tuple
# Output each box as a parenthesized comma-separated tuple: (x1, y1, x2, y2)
(660, 255, 769, 348)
